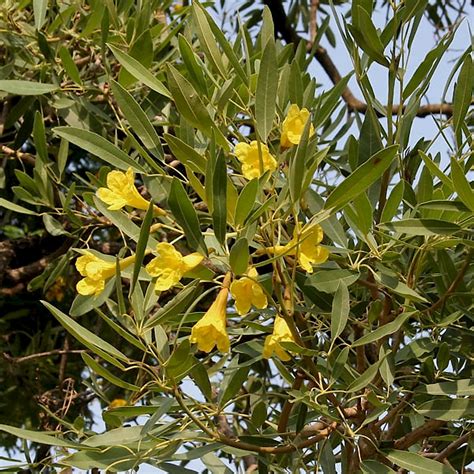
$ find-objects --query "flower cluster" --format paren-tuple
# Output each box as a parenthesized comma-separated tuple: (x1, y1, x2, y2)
(74, 104, 325, 361)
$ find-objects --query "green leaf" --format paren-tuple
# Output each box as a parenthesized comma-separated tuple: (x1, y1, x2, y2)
(361, 460, 396, 474)
(381, 180, 404, 222)
(325, 145, 398, 212)
(145, 281, 200, 329)
(82, 353, 139, 391)
(42, 301, 129, 363)
(401, 0, 429, 24)
(192, 4, 227, 78)
(348, 8, 389, 67)
(352, 312, 410, 347)
(0, 198, 38, 215)
(164, 134, 207, 174)
(453, 54, 472, 145)
(61, 447, 138, 471)
(167, 64, 214, 136)
(33, 0, 48, 29)
(83, 426, 143, 448)
(131, 202, 154, 293)
(166, 339, 195, 382)
(380, 219, 462, 236)
(107, 44, 171, 98)
(347, 361, 381, 392)
(58, 46, 82, 85)
(235, 179, 259, 227)
(111, 80, 163, 157)
(229, 238, 249, 275)
(331, 282, 350, 342)
(416, 399, 474, 421)
(386, 450, 455, 474)
(0, 424, 78, 448)
(168, 178, 207, 254)
(69, 278, 115, 318)
(255, 40, 277, 141)
(417, 379, 474, 396)
(0, 80, 58, 95)
(419, 151, 453, 192)
(54, 127, 145, 172)
(212, 153, 227, 244)
(219, 357, 250, 407)
(450, 157, 474, 212)
(289, 118, 314, 203)
(306, 269, 360, 293)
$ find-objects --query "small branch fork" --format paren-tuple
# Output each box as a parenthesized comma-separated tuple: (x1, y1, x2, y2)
(264, 0, 455, 118)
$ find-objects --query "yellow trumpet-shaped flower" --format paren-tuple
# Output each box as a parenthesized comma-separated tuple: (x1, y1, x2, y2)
(234, 141, 277, 180)
(263, 316, 296, 361)
(230, 267, 267, 316)
(75, 252, 135, 296)
(108, 398, 128, 409)
(274, 223, 329, 273)
(280, 104, 315, 148)
(190, 285, 230, 353)
(145, 242, 203, 292)
(97, 167, 166, 215)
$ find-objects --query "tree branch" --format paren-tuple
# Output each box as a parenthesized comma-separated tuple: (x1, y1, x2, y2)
(393, 419, 445, 450)
(265, 0, 455, 118)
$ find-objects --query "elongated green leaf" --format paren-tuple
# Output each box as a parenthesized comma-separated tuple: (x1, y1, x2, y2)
(167, 64, 213, 135)
(111, 80, 162, 157)
(168, 178, 207, 254)
(381, 180, 404, 222)
(212, 153, 227, 244)
(331, 282, 349, 342)
(219, 357, 250, 407)
(235, 179, 259, 227)
(54, 127, 144, 172)
(347, 361, 381, 392)
(290, 118, 313, 203)
(107, 44, 170, 98)
(145, 281, 200, 329)
(450, 157, 474, 212)
(164, 134, 206, 174)
(131, 202, 154, 292)
(380, 219, 462, 236)
(307, 269, 360, 293)
(61, 447, 138, 471)
(453, 54, 472, 145)
(82, 353, 139, 391)
(325, 145, 398, 212)
(386, 450, 455, 474)
(255, 40, 277, 141)
(229, 237, 249, 275)
(0, 198, 38, 215)
(192, 4, 226, 78)
(417, 379, 474, 396)
(0, 424, 78, 448)
(417, 399, 474, 420)
(33, 0, 48, 29)
(42, 301, 129, 362)
(361, 460, 396, 474)
(353, 312, 410, 347)
(0, 80, 58, 95)
(83, 426, 143, 448)
(58, 46, 82, 85)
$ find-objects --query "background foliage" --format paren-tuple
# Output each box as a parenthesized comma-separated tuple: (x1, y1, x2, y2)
(0, 0, 473, 472)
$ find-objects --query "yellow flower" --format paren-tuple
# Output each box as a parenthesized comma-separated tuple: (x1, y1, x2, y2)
(145, 242, 203, 292)
(75, 252, 135, 296)
(263, 316, 296, 361)
(190, 285, 230, 353)
(108, 398, 128, 409)
(97, 167, 166, 215)
(280, 104, 315, 148)
(275, 223, 329, 273)
(230, 267, 267, 316)
(234, 141, 277, 180)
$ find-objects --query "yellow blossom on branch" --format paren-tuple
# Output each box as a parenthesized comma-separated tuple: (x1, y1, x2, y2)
(96, 167, 166, 215)
(145, 242, 203, 292)
(262, 316, 296, 361)
(190, 282, 230, 353)
(108, 399, 128, 409)
(75, 252, 135, 296)
(230, 267, 267, 316)
(234, 141, 277, 180)
(280, 104, 315, 148)
(270, 223, 329, 273)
